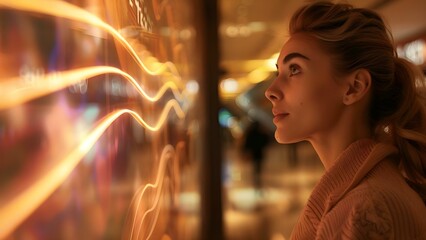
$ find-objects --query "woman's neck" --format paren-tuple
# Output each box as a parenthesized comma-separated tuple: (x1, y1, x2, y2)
(308, 114, 372, 170)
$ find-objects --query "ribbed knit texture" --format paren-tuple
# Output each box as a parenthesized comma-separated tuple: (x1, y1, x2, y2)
(290, 139, 426, 240)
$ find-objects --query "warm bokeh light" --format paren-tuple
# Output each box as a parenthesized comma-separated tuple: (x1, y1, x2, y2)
(220, 78, 239, 93)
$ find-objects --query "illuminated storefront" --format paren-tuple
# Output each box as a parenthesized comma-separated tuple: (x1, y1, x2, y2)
(0, 0, 222, 239)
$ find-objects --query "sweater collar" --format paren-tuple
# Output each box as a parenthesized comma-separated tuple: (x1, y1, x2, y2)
(306, 138, 398, 220)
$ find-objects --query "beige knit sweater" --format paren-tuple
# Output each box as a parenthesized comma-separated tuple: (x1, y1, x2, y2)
(290, 139, 426, 240)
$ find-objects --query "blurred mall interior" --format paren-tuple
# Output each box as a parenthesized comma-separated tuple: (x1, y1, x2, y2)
(0, 0, 425, 239)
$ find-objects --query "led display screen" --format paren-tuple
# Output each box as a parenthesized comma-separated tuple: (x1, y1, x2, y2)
(0, 0, 203, 239)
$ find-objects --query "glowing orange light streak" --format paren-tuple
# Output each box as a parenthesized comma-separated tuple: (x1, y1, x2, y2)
(0, 66, 183, 110)
(127, 145, 175, 240)
(0, 101, 185, 239)
(0, 0, 181, 79)
(145, 196, 163, 240)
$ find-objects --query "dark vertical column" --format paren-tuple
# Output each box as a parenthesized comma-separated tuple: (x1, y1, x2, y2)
(194, 0, 223, 239)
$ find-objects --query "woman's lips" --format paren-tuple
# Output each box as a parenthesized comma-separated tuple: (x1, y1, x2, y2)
(273, 113, 289, 124)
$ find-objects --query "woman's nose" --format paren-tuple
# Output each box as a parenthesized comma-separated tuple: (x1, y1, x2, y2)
(265, 84, 281, 102)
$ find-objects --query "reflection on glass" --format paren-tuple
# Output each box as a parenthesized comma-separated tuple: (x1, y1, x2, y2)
(0, 0, 201, 239)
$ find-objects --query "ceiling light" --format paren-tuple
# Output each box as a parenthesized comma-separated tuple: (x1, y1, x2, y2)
(221, 78, 239, 93)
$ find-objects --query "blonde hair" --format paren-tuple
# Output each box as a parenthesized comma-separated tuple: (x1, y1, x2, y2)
(289, 1, 426, 199)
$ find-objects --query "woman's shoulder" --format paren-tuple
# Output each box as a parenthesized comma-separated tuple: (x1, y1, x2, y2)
(319, 182, 426, 239)
(318, 160, 426, 239)
(346, 159, 425, 214)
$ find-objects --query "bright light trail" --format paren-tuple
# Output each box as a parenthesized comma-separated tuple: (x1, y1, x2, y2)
(0, 66, 183, 110)
(0, 100, 185, 239)
(0, 0, 181, 79)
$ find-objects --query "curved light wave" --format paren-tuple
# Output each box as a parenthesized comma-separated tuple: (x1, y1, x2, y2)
(0, 66, 183, 110)
(0, 0, 181, 79)
(0, 101, 185, 239)
(127, 145, 175, 240)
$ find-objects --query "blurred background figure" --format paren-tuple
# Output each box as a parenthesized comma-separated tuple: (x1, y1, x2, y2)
(241, 120, 271, 193)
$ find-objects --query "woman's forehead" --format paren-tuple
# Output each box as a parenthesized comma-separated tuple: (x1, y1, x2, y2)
(278, 33, 324, 62)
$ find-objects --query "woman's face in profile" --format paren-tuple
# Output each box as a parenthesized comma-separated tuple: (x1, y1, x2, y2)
(265, 33, 346, 144)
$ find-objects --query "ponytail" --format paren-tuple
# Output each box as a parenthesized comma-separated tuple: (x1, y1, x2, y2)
(379, 57, 426, 200)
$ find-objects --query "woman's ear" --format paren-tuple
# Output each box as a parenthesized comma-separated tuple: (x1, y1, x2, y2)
(342, 69, 371, 105)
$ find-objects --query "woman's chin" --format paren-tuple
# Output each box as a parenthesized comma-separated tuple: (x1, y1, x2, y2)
(275, 132, 302, 144)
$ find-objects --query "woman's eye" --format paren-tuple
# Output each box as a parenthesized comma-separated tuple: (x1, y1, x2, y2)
(289, 64, 301, 76)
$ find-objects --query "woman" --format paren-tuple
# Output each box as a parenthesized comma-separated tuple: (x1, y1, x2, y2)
(265, 1, 426, 239)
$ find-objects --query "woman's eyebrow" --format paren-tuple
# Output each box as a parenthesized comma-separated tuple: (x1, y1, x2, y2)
(283, 52, 310, 64)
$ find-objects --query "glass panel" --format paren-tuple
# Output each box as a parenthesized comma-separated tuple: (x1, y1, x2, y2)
(0, 0, 202, 239)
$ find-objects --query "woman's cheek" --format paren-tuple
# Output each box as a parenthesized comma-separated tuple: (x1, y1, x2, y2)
(298, 84, 331, 118)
